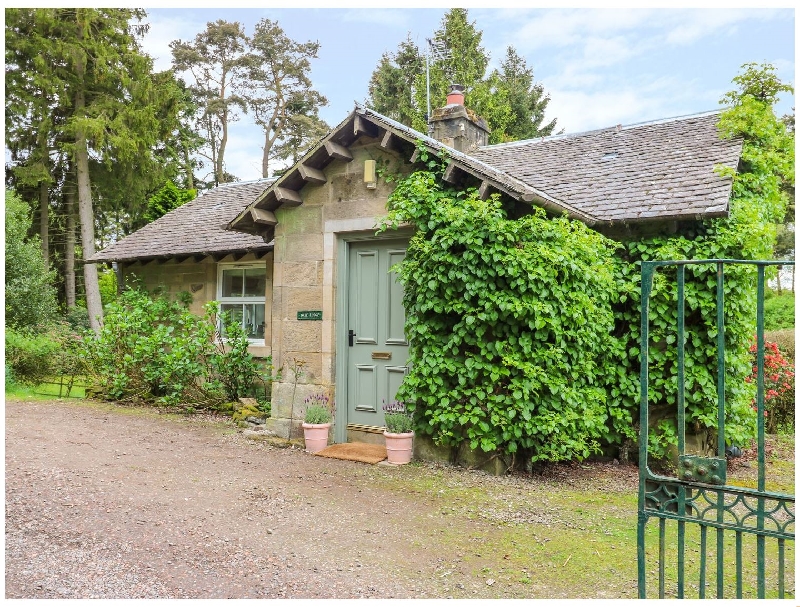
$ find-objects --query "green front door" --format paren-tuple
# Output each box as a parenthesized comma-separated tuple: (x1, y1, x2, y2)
(346, 239, 409, 428)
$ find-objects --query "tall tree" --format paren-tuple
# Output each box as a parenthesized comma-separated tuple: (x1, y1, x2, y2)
(241, 19, 329, 178)
(367, 35, 424, 130)
(492, 47, 558, 141)
(718, 62, 794, 262)
(267, 97, 330, 172)
(5, 8, 173, 332)
(367, 9, 558, 144)
(5, 9, 61, 268)
(170, 20, 248, 187)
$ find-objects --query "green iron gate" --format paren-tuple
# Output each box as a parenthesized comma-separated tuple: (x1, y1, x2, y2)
(637, 259, 795, 599)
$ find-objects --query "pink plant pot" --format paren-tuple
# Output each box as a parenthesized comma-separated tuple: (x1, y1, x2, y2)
(302, 422, 331, 453)
(384, 431, 414, 464)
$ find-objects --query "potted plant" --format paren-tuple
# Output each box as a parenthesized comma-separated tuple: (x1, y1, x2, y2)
(302, 393, 333, 453)
(382, 400, 414, 465)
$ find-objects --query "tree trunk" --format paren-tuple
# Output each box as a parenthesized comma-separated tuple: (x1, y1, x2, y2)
(262, 131, 270, 178)
(183, 144, 194, 190)
(65, 173, 76, 309)
(39, 181, 49, 266)
(74, 44, 103, 333)
(217, 106, 228, 185)
(76, 133, 103, 332)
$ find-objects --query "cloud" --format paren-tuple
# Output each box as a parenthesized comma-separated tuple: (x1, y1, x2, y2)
(663, 8, 782, 46)
(141, 12, 210, 72)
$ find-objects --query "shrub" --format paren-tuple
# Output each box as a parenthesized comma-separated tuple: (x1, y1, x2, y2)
(5, 190, 59, 330)
(5, 362, 16, 390)
(5, 322, 86, 389)
(763, 290, 794, 330)
(765, 329, 794, 363)
(5, 328, 61, 385)
(748, 340, 795, 433)
(205, 302, 264, 402)
(81, 288, 264, 409)
(98, 267, 118, 307)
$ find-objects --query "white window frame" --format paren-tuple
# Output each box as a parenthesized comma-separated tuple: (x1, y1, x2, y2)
(216, 262, 267, 343)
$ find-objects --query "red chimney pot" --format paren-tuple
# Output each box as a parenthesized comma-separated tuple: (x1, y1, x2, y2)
(446, 83, 465, 106)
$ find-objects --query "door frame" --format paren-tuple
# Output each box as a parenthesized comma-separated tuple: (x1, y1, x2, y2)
(334, 229, 412, 444)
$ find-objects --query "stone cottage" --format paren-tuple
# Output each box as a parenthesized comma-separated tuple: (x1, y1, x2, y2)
(90, 87, 742, 448)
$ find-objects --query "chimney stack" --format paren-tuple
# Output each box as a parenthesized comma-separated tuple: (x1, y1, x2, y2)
(429, 83, 490, 153)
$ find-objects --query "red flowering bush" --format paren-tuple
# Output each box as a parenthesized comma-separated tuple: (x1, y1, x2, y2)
(747, 340, 795, 433)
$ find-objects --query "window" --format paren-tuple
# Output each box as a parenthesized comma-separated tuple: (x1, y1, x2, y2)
(217, 264, 267, 341)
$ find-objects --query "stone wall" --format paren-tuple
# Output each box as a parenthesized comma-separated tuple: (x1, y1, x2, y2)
(267, 138, 408, 439)
(118, 251, 273, 358)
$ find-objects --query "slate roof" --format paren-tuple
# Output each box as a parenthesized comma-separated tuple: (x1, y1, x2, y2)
(89, 179, 274, 263)
(471, 111, 742, 224)
(354, 107, 586, 219)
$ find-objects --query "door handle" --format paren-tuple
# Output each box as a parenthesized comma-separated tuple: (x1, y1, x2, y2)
(348, 329, 356, 346)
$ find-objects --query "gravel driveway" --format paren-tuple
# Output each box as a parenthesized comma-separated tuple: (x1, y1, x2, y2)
(5, 397, 640, 599)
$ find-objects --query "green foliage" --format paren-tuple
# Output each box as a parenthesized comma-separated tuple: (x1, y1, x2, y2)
(380, 161, 622, 463)
(749, 341, 795, 433)
(204, 302, 264, 402)
(144, 181, 197, 223)
(383, 400, 414, 434)
(5, 323, 84, 386)
(98, 268, 118, 307)
(304, 405, 332, 425)
(303, 393, 333, 424)
(80, 289, 264, 408)
(5, 363, 17, 391)
(366, 9, 557, 142)
(4, 189, 59, 330)
(5, 329, 61, 386)
(763, 290, 794, 330)
(613, 240, 760, 456)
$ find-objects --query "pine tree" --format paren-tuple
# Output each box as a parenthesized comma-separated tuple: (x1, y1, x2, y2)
(366, 9, 558, 144)
(5, 8, 178, 331)
(241, 19, 329, 178)
(170, 20, 249, 187)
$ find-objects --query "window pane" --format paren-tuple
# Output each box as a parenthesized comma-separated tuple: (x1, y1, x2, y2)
(219, 303, 243, 338)
(221, 269, 244, 297)
(219, 303, 266, 340)
(245, 303, 266, 339)
(243, 267, 267, 297)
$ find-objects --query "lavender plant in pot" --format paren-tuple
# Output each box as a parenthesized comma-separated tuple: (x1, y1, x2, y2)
(302, 393, 332, 453)
(382, 400, 414, 464)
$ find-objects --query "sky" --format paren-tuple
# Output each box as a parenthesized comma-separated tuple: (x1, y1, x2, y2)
(139, 4, 796, 183)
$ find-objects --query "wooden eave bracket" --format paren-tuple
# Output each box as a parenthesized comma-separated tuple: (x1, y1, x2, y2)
(324, 140, 353, 162)
(298, 163, 326, 184)
(354, 114, 378, 138)
(275, 187, 303, 208)
(380, 131, 394, 151)
(251, 207, 278, 226)
(478, 181, 492, 200)
(442, 162, 460, 184)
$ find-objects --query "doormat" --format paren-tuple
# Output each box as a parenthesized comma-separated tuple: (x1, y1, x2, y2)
(315, 442, 387, 464)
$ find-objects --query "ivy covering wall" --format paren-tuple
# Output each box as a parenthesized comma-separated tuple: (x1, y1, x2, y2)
(380, 64, 792, 464)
